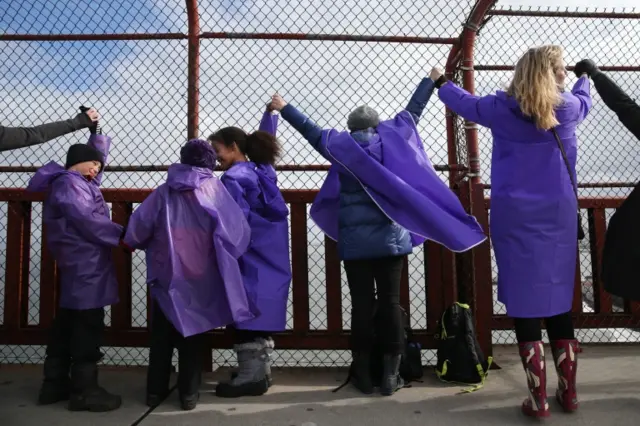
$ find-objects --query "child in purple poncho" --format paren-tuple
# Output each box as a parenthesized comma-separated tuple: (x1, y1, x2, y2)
(207, 109, 291, 398)
(27, 111, 124, 412)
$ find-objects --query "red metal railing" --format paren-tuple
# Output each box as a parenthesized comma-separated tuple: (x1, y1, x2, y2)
(0, 188, 456, 370)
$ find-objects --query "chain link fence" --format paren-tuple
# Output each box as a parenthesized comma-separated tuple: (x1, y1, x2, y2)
(0, 0, 476, 368)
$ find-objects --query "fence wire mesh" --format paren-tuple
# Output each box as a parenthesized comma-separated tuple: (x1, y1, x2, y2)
(2, 2, 640, 368)
(0, 0, 476, 367)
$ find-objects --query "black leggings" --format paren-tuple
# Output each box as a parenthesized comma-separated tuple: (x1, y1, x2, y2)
(232, 329, 271, 344)
(344, 255, 405, 355)
(513, 311, 575, 343)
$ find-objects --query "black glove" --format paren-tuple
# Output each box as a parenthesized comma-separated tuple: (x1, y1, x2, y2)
(79, 105, 99, 134)
(574, 59, 598, 78)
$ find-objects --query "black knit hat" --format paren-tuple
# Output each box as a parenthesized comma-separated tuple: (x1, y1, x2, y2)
(65, 144, 105, 170)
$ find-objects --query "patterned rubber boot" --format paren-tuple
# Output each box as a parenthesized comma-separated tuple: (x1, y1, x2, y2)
(550, 339, 579, 413)
(216, 340, 269, 398)
(518, 341, 550, 418)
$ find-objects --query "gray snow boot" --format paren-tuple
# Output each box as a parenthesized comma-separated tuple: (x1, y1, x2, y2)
(216, 340, 269, 398)
(230, 337, 274, 387)
(380, 354, 404, 396)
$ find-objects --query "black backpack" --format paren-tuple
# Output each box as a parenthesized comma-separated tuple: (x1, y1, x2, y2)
(333, 304, 423, 392)
(435, 302, 492, 393)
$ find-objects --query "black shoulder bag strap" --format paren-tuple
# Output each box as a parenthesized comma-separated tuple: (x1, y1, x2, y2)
(551, 128, 585, 240)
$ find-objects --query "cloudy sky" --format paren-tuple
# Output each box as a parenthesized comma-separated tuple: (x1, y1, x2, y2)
(0, 0, 638, 192)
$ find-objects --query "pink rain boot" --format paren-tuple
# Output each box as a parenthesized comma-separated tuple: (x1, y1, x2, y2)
(518, 341, 550, 418)
(550, 339, 579, 413)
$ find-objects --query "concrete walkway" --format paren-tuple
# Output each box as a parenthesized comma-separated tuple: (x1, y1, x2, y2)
(1, 346, 640, 426)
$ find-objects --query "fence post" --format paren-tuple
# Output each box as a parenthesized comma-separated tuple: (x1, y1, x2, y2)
(186, 0, 201, 140)
(469, 182, 493, 359)
(4, 201, 32, 332)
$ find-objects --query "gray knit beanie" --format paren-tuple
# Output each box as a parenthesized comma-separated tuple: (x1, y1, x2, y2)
(347, 105, 380, 132)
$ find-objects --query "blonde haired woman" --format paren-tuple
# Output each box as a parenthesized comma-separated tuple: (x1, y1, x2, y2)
(431, 45, 591, 418)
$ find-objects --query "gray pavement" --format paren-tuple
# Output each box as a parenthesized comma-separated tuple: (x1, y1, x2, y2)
(1, 345, 640, 426)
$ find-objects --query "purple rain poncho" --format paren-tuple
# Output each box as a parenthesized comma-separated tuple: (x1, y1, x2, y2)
(26, 134, 123, 310)
(310, 110, 487, 252)
(123, 163, 256, 337)
(438, 77, 591, 318)
(221, 110, 291, 331)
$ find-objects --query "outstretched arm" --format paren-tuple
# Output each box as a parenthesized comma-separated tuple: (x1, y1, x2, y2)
(575, 59, 640, 139)
(0, 109, 98, 152)
(87, 134, 112, 187)
(405, 77, 436, 124)
(569, 76, 592, 123)
(270, 94, 328, 159)
(433, 73, 497, 129)
(123, 190, 161, 250)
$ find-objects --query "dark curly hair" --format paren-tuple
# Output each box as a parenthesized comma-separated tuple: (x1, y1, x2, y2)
(208, 127, 281, 165)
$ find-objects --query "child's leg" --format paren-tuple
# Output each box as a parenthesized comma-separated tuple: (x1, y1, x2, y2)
(68, 308, 121, 412)
(39, 309, 73, 404)
(146, 303, 176, 406)
(176, 333, 203, 410)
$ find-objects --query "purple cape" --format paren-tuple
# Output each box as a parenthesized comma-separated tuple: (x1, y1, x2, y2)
(124, 163, 256, 337)
(26, 134, 123, 310)
(310, 110, 487, 252)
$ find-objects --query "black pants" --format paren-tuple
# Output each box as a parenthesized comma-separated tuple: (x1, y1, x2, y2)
(230, 328, 271, 344)
(513, 311, 575, 343)
(147, 303, 204, 397)
(344, 256, 405, 355)
(44, 308, 105, 370)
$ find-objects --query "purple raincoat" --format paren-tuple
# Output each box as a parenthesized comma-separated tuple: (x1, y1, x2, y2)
(220, 111, 291, 331)
(123, 164, 256, 337)
(311, 110, 487, 252)
(26, 135, 123, 310)
(439, 77, 591, 318)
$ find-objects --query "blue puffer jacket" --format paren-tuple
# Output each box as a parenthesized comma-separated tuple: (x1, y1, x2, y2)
(281, 77, 435, 260)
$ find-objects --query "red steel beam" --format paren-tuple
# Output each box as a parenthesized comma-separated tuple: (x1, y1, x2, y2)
(200, 32, 458, 44)
(489, 9, 640, 19)
(0, 33, 188, 41)
(460, 0, 498, 185)
(186, 0, 200, 140)
(475, 65, 640, 72)
(0, 163, 463, 173)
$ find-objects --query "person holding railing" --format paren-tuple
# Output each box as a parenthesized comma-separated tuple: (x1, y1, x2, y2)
(268, 76, 486, 396)
(121, 139, 255, 411)
(26, 109, 125, 412)
(0, 107, 99, 151)
(430, 45, 591, 418)
(574, 60, 640, 304)
(207, 109, 291, 398)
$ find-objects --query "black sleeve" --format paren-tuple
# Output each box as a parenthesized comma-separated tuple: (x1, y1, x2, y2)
(591, 70, 640, 140)
(0, 113, 93, 152)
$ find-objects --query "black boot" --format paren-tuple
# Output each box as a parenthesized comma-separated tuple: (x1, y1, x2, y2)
(351, 351, 373, 395)
(68, 362, 122, 412)
(180, 392, 199, 411)
(38, 357, 71, 405)
(380, 354, 404, 396)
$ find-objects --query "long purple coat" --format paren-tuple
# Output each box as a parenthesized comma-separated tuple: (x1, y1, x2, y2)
(221, 111, 291, 331)
(439, 77, 591, 318)
(123, 164, 256, 337)
(26, 135, 123, 310)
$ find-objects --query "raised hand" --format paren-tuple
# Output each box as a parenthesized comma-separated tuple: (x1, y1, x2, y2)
(573, 59, 597, 78)
(270, 93, 287, 112)
(430, 67, 444, 82)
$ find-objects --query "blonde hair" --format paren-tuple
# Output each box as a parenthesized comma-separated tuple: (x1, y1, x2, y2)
(507, 45, 564, 130)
